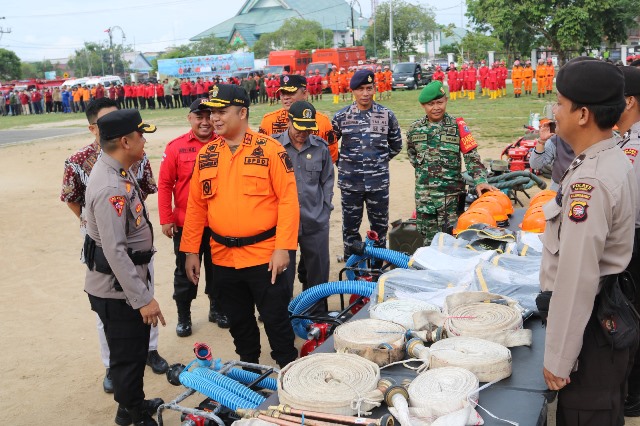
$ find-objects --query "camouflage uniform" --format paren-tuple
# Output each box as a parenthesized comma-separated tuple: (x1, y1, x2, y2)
(332, 102, 403, 257)
(406, 112, 487, 243)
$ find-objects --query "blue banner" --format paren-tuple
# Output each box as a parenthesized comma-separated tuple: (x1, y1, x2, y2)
(158, 52, 255, 79)
(44, 71, 57, 79)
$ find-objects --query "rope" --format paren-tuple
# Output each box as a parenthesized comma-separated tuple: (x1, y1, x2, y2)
(369, 299, 440, 329)
(277, 353, 383, 416)
(428, 337, 512, 382)
(333, 319, 407, 367)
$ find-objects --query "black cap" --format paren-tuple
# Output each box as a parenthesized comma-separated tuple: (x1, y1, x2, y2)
(279, 74, 307, 92)
(98, 109, 156, 140)
(350, 69, 375, 90)
(556, 58, 625, 106)
(288, 101, 318, 131)
(204, 84, 250, 108)
(621, 66, 640, 96)
(189, 98, 212, 113)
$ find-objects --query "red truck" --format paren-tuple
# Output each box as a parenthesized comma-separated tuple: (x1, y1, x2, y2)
(306, 46, 367, 90)
(265, 50, 312, 75)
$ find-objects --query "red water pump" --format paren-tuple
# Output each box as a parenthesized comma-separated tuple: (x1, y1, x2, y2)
(300, 322, 330, 357)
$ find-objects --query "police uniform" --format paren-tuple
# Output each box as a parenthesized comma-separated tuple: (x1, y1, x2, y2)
(540, 58, 638, 424)
(331, 70, 403, 257)
(271, 101, 334, 303)
(407, 81, 488, 243)
(180, 85, 299, 367)
(84, 109, 163, 423)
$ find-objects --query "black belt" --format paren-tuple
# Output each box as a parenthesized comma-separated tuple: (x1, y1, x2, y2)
(210, 226, 276, 248)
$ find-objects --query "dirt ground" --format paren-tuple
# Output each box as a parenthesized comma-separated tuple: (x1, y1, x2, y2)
(0, 126, 635, 425)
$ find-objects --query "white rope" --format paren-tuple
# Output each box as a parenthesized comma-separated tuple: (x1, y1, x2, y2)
(277, 353, 382, 416)
(429, 337, 512, 382)
(333, 319, 407, 366)
(369, 299, 440, 329)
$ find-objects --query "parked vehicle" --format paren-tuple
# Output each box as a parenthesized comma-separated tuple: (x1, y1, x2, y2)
(306, 46, 367, 90)
(267, 50, 312, 74)
(391, 62, 431, 90)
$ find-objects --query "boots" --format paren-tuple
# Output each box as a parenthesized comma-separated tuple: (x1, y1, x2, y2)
(115, 399, 164, 426)
(208, 295, 230, 328)
(175, 300, 192, 337)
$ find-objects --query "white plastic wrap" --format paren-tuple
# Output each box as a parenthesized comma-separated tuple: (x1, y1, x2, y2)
(409, 245, 497, 272)
(518, 230, 544, 253)
(470, 259, 540, 311)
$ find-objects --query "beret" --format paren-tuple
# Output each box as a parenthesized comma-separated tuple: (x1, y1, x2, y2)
(419, 80, 446, 104)
(621, 66, 640, 96)
(556, 57, 625, 106)
(350, 69, 375, 90)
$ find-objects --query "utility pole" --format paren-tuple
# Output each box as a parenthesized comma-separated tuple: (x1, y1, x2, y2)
(0, 17, 11, 42)
(350, 0, 362, 47)
(105, 26, 126, 75)
(389, 0, 393, 69)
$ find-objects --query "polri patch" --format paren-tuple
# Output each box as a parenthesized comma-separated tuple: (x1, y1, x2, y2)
(571, 182, 594, 193)
(278, 152, 294, 173)
(109, 196, 126, 217)
(568, 200, 589, 223)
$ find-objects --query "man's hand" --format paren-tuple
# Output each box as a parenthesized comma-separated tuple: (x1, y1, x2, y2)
(139, 298, 166, 327)
(268, 249, 290, 284)
(538, 123, 555, 143)
(543, 367, 570, 391)
(185, 254, 201, 285)
(475, 183, 499, 196)
(162, 223, 177, 238)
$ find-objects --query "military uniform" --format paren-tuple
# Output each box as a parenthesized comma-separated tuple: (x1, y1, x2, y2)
(406, 112, 487, 243)
(332, 101, 402, 257)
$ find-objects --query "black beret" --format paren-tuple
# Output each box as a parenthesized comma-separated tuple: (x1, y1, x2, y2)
(622, 66, 640, 96)
(350, 69, 375, 90)
(204, 84, 250, 108)
(279, 74, 307, 92)
(98, 109, 156, 140)
(556, 57, 625, 106)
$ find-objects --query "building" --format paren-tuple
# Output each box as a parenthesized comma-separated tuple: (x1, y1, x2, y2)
(191, 0, 368, 48)
(122, 52, 153, 73)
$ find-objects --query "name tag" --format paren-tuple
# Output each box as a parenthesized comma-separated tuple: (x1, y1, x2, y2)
(411, 134, 429, 142)
(440, 135, 458, 143)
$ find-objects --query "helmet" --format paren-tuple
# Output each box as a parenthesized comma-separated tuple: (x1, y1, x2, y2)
(469, 198, 509, 225)
(453, 209, 497, 235)
(530, 190, 557, 208)
(480, 190, 514, 215)
(520, 209, 546, 233)
(523, 204, 544, 219)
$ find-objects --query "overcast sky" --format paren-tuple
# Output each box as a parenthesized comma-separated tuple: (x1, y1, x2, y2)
(2, 0, 468, 62)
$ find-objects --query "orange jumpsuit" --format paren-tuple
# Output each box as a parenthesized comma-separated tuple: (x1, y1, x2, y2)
(511, 66, 524, 95)
(535, 64, 547, 95)
(375, 71, 385, 94)
(384, 70, 393, 92)
(346, 71, 354, 93)
(546, 64, 555, 92)
(523, 66, 534, 92)
(259, 108, 339, 164)
(330, 71, 340, 95)
(338, 72, 348, 94)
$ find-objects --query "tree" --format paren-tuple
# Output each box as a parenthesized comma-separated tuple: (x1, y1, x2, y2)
(0, 48, 21, 80)
(363, 0, 438, 61)
(252, 18, 333, 58)
(467, 0, 640, 62)
(67, 42, 129, 77)
(20, 60, 55, 79)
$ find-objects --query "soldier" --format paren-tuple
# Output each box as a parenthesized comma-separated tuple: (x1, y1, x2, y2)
(407, 81, 496, 243)
(512, 60, 524, 98)
(271, 101, 334, 304)
(535, 59, 547, 98)
(331, 69, 402, 258)
(523, 60, 534, 95)
(158, 99, 230, 337)
(541, 58, 637, 424)
(85, 109, 165, 426)
(259, 74, 338, 163)
(617, 66, 640, 417)
(180, 85, 299, 368)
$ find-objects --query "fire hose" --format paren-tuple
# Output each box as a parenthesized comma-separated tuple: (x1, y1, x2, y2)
(369, 299, 440, 330)
(464, 170, 547, 191)
(333, 319, 407, 366)
(277, 353, 384, 416)
(344, 232, 411, 280)
(225, 368, 278, 391)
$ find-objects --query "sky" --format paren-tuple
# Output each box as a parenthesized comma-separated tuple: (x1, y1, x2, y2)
(1, 0, 468, 62)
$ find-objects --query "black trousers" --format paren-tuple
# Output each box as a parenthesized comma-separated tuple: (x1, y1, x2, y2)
(173, 94, 181, 107)
(173, 227, 214, 301)
(625, 232, 640, 397)
(147, 97, 155, 110)
(89, 294, 150, 409)
(138, 96, 146, 109)
(213, 263, 297, 367)
(164, 95, 173, 108)
(557, 306, 637, 425)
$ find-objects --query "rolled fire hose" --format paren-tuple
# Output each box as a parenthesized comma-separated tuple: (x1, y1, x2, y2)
(407, 337, 512, 382)
(277, 353, 383, 416)
(369, 299, 440, 329)
(384, 384, 412, 426)
(333, 318, 407, 366)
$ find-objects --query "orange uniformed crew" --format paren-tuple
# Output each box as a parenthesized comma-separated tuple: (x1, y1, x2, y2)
(375, 66, 385, 100)
(383, 65, 393, 99)
(259, 74, 339, 163)
(511, 60, 524, 98)
(330, 65, 340, 104)
(535, 59, 547, 97)
(338, 68, 348, 101)
(545, 58, 555, 94)
(523, 60, 534, 95)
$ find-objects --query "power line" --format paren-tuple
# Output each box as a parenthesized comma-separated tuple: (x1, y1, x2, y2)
(4, 0, 200, 19)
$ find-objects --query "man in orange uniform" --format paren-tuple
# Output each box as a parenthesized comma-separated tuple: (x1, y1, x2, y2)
(259, 74, 338, 163)
(330, 65, 340, 104)
(180, 85, 299, 368)
(545, 57, 555, 94)
(383, 65, 393, 99)
(535, 59, 547, 98)
(511, 60, 524, 98)
(523, 60, 534, 95)
(375, 66, 385, 100)
(338, 68, 348, 101)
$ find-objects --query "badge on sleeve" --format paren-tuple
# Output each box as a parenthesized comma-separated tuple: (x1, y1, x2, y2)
(455, 117, 478, 154)
(278, 152, 294, 173)
(568, 200, 588, 223)
(109, 196, 126, 217)
(202, 179, 212, 196)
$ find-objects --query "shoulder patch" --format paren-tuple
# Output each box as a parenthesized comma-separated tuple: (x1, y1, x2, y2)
(570, 182, 594, 193)
(109, 196, 126, 217)
(278, 151, 294, 173)
(243, 133, 253, 146)
(456, 117, 477, 153)
(568, 200, 589, 223)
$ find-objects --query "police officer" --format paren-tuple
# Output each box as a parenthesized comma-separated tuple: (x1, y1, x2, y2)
(406, 80, 495, 244)
(85, 109, 165, 426)
(180, 85, 299, 368)
(158, 99, 230, 338)
(540, 58, 637, 424)
(271, 101, 334, 305)
(332, 69, 402, 258)
(617, 66, 640, 417)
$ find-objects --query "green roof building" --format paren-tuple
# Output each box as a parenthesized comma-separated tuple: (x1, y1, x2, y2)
(190, 0, 368, 48)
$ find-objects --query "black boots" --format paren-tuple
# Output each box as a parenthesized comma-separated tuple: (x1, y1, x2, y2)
(103, 368, 114, 393)
(115, 398, 164, 426)
(176, 300, 192, 337)
(146, 350, 169, 374)
(208, 295, 230, 328)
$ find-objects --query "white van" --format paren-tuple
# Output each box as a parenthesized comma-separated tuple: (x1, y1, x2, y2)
(85, 75, 124, 89)
(61, 77, 90, 88)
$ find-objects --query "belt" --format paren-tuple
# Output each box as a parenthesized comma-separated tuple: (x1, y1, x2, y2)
(210, 226, 276, 248)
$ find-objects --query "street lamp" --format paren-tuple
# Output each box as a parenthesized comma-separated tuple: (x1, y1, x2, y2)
(350, 0, 362, 47)
(105, 26, 126, 75)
